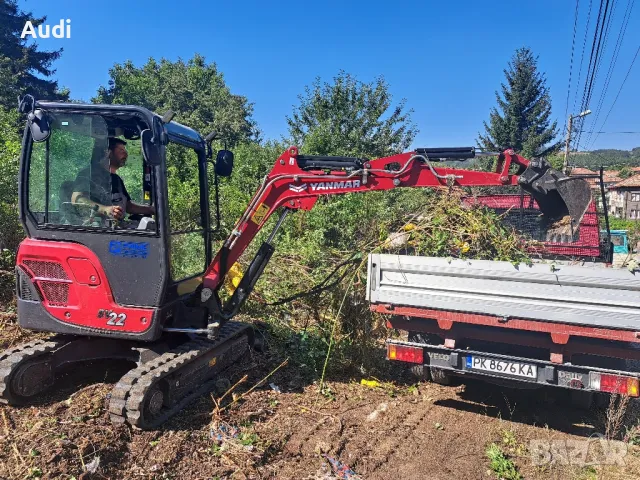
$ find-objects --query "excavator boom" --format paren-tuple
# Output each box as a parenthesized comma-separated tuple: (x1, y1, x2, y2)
(203, 146, 591, 294)
(197, 146, 592, 333)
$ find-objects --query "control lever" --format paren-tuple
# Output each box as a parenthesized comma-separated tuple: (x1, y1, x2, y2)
(82, 204, 101, 227)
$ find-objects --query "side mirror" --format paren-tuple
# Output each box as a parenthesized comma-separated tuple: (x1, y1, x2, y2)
(28, 109, 51, 143)
(141, 129, 162, 166)
(215, 150, 234, 177)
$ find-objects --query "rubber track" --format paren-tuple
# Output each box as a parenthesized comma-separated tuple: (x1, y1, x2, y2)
(0, 336, 69, 403)
(108, 321, 250, 429)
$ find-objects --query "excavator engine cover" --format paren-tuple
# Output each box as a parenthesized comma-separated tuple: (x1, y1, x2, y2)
(517, 158, 592, 239)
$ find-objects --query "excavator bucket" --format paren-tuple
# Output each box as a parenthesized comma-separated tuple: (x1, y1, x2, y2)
(517, 159, 593, 241)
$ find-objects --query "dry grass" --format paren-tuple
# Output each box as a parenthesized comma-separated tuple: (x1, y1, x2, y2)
(605, 394, 632, 440)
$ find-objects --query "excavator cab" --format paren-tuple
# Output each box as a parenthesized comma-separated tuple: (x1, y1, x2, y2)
(15, 98, 228, 342)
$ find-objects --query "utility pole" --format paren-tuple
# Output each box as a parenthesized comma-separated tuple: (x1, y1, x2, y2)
(563, 109, 592, 174)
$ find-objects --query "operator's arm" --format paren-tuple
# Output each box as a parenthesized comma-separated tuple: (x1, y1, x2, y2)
(126, 200, 154, 216)
(71, 191, 123, 219)
(118, 180, 154, 216)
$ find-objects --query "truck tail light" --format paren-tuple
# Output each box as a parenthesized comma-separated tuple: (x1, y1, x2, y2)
(387, 344, 424, 364)
(590, 373, 639, 396)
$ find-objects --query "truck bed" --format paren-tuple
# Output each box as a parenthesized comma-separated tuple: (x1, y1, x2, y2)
(371, 254, 640, 398)
(367, 254, 640, 331)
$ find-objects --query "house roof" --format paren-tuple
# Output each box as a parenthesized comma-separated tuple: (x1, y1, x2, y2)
(569, 167, 596, 175)
(569, 167, 622, 189)
(609, 174, 640, 189)
(604, 171, 622, 183)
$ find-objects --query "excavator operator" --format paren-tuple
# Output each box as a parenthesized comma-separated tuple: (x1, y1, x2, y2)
(71, 137, 154, 221)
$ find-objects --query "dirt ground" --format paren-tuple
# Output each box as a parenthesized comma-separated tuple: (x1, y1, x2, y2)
(1, 310, 640, 480)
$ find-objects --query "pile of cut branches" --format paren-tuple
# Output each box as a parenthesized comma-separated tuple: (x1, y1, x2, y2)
(381, 189, 533, 264)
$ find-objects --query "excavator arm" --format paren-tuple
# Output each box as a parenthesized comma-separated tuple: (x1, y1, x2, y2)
(200, 146, 592, 329)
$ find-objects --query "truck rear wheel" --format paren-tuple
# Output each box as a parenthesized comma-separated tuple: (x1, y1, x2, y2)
(406, 331, 451, 384)
(429, 367, 452, 385)
(410, 365, 431, 381)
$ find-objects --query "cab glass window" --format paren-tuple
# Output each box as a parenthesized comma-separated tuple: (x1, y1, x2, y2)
(28, 113, 154, 231)
(166, 142, 206, 281)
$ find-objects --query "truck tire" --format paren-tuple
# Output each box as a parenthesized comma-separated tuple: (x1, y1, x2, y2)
(407, 331, 450, 384)
(410, 364, 431, 381)
(430, 367, 452, 386)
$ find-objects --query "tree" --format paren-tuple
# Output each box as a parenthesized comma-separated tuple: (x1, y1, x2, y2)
(279, 71, 425, 256)
(0, 0, 69, 109)
(287, 71, 417, 158)
(477, 47, 559, 159)
(0, 106, 22, 259)
(93, 55, 258, 146)
(618, 166, 634, 179)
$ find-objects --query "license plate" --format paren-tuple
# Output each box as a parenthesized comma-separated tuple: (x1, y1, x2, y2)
(466, 355, 537, 379)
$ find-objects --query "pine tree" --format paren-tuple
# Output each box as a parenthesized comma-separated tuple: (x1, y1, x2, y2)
(0, 0, 68, 109)
(477, 47, 559, 158)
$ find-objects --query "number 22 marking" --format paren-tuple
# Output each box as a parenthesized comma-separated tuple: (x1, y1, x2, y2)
(106, 312, 127, 326)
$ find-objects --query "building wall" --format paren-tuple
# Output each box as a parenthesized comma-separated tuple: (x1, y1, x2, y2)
(609, 190, 626, 217)
(625, 190, 640, 219)
(608, 189, 640, 219)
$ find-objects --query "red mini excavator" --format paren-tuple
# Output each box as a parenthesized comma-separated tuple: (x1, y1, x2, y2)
(0, 97, 592, 429)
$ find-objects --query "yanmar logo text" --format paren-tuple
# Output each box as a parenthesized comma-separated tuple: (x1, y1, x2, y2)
(289, 180, 361, 193)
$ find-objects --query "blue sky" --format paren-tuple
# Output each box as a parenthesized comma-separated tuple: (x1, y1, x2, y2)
(21, 0, 640, 152)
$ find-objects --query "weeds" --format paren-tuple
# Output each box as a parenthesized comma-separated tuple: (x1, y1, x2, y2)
(604, 394, 630, 440)
(576, 465, 598, 480)
(486, 442, 522, 480)
(239, 189, 533, 383)
(624, 423, 640, 445)
(499, 429, 527, 457)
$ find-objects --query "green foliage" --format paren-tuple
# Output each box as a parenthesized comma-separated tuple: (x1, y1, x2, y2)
(28, 122, 96, 215)
(0, 106, 22, 262)
(287, 71, 417, 158)
(485, 443, 522, 480)
(618, 166, 634, 179)
(93, 54, 258, 146)
(216, 141, 287, 232)
(607, 218, 640, 231)
(478, 47, 560, 158)
(571, 148, 640, 169)
(605, 218, 640, 249)
(547, 154, 564, 171)
(0, 0, 69, 109)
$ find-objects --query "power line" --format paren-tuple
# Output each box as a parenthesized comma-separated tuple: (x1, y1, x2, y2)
(583, 0, 620, 146)
(576, 0, 614, 149)
(589, 45, 640, 147)
(580, 0, 607, 111)
(586, 0, 635, 148)
(572, 0, 594, 116)
(575, 0, 608, 149)
(564, 0, 582, 131)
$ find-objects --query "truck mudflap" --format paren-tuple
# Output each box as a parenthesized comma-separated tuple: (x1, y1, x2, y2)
(386, 339, 640, 397)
